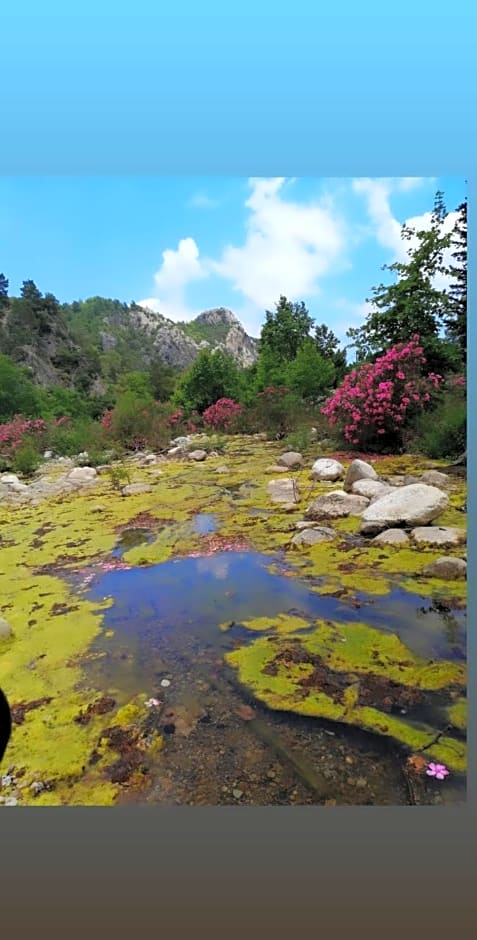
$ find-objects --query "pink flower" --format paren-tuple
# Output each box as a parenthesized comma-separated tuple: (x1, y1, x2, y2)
(426, 762, 449, 781)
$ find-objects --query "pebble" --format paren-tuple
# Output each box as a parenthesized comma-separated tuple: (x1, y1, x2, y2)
(232, 788, 243, 800)
(160, 679, 171, 688)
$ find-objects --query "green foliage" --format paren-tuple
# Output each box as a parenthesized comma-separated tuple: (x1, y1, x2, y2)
(36, 385, 90, 421)
(114, 371, 154, 401)
(47, 418, 106, 460)
(444, 200, 467, 357)
(415, 396, 466, 459)
(173, 348, 242, 413)
(347, 192, 454, 371)
(11, 440, 42, 475)
(285, 427, 313, 453)
(261, 296, 314, 362)
(284, 339, 335, 400)
(106, 463, 132, 490)
(148, 359, 178, 401)
(0, 354, 40, 421)
(314, 323, 347, 383)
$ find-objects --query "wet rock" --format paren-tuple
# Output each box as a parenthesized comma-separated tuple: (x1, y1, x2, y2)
(121, 483, 153, 496)
(67, 466, 97, 485)
(420, 470, 452, 487)
(292, 527, 337, 546)
(311, 458, 344, 481)
(343, 459, 378, 492)
(277, 451, 304, 469)
(372, 529, 410, 546)
(189, 450, 207, 461)
(0, 617, 13, 640)
(360, 484, 449, 535)
(422, 557, 467, 580)
(267, 478, 300, 504)
(351, 479, 392, 500)
(305, 491, 369, 520)
(410, 526, 466, 548)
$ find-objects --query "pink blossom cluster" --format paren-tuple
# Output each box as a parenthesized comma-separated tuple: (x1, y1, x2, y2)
(0, 415, 47, 455)
(203, 398, 243, 431)
(321, 337, 443, 447)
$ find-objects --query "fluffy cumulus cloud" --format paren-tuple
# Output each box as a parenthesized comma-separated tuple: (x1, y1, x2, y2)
(139, 237, 207, 320)
(211, 177, 347, 309)
(140, 177, 347, 327)
(353, 177, 457, 281)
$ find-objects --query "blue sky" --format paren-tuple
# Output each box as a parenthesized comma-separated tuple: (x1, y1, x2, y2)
(0, 176, 465, 342)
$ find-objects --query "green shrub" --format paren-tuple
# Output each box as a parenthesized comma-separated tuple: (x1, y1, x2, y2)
(106, 463, 132, 490)
(11, 441, 41, 475)
(415, 398, 466, 459)
(285, 427, 314, 454)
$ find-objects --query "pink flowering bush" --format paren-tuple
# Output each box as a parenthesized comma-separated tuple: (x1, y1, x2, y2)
(0, 415, 47, 459)
(321, 336, 443, 451)
(203, 398, 243, 432)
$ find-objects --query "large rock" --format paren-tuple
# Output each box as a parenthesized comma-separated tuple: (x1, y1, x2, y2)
(267, 478, 300, 504)
(343, 459, 378, 492)
(410, 526, 466, 548)
(188, 450, 207, 462)
(359, 484, 449, 536)
(291, 527, 337, 546)
(420, 470, 452, 488)
(0, 617, 13, 640)
(372, 529, 410, 547)
(305, 491, 369, 520)
(422, 557, 467, 580)
(277, 452, 304, 469)
(351, 479, 392, 500)
(121, 483, 153, 496)
(67, 466, 97, 485)
(311, 458, 344, 481)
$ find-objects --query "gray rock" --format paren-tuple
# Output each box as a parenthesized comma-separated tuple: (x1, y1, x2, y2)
(215, 464, 230, 474)
(360, 484, 449, 536)
(267, 478, 300, 504)
(422, 556, 467, 580)
(372, 529, 410, 546)
(292, 527, 337, 546)
(277, 451, 304, 469)
(420, 470, 452, 488)
(265, 465, 291, 473)
(311, 458, 344, 481)
(351, 479, 392, 500)
(0, 617, 13, 640)
(67, 466, 97, 485)
(121, 483, 153, 496)
(343, 459, 378, 492)
(305, 491, 369, 520)
(410, 526, 466, 548)
(0, 473, 20, 485)
(188, 450, 208, 461)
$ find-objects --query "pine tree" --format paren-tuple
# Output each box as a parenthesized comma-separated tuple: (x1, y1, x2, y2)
(444, 199, 467, 357)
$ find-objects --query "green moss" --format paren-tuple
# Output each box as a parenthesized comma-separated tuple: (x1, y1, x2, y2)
(220, 613, 312, 634)
(225, 619, 466, 772)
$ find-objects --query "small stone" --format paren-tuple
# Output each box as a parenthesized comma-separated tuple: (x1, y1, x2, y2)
(277, 452, 304, 469)
(356, 777, 368, 788)
(420, 470, 451, 487)
(291, 527, 336, 546)
(0, 617, 13, 641)
(189, 450, 207, 461)
(121, 483, 153, 496)
(160, 679, 171, 688)
(422, 556, 467, 580)
(232, 788, 243, 799)
(372, 528, 410, 547)
(343, 459, 378, 492)
(410, 526, 466, 548)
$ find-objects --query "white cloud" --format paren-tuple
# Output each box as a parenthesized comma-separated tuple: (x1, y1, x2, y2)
(138, 236, 207, 321)
(211, 177, 347, 310)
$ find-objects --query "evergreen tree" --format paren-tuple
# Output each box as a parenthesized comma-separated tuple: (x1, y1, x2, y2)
(444, 199, 467, 357)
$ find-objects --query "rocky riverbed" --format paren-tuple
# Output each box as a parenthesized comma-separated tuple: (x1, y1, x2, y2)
(0, 435, 467, 805)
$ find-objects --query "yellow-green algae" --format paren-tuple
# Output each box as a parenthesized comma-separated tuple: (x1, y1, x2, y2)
(225, 620, 466, 773)
(0, 441, 467, 801)
(220, 613, 313, 634)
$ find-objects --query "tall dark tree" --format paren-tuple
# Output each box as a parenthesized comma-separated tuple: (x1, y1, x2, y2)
(260, 296, 314, 363)
(314, 323, 347, 383)
(0, 273, 8, 309)
(444, 199, 467, 357)
(347, 192, 454, 370)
